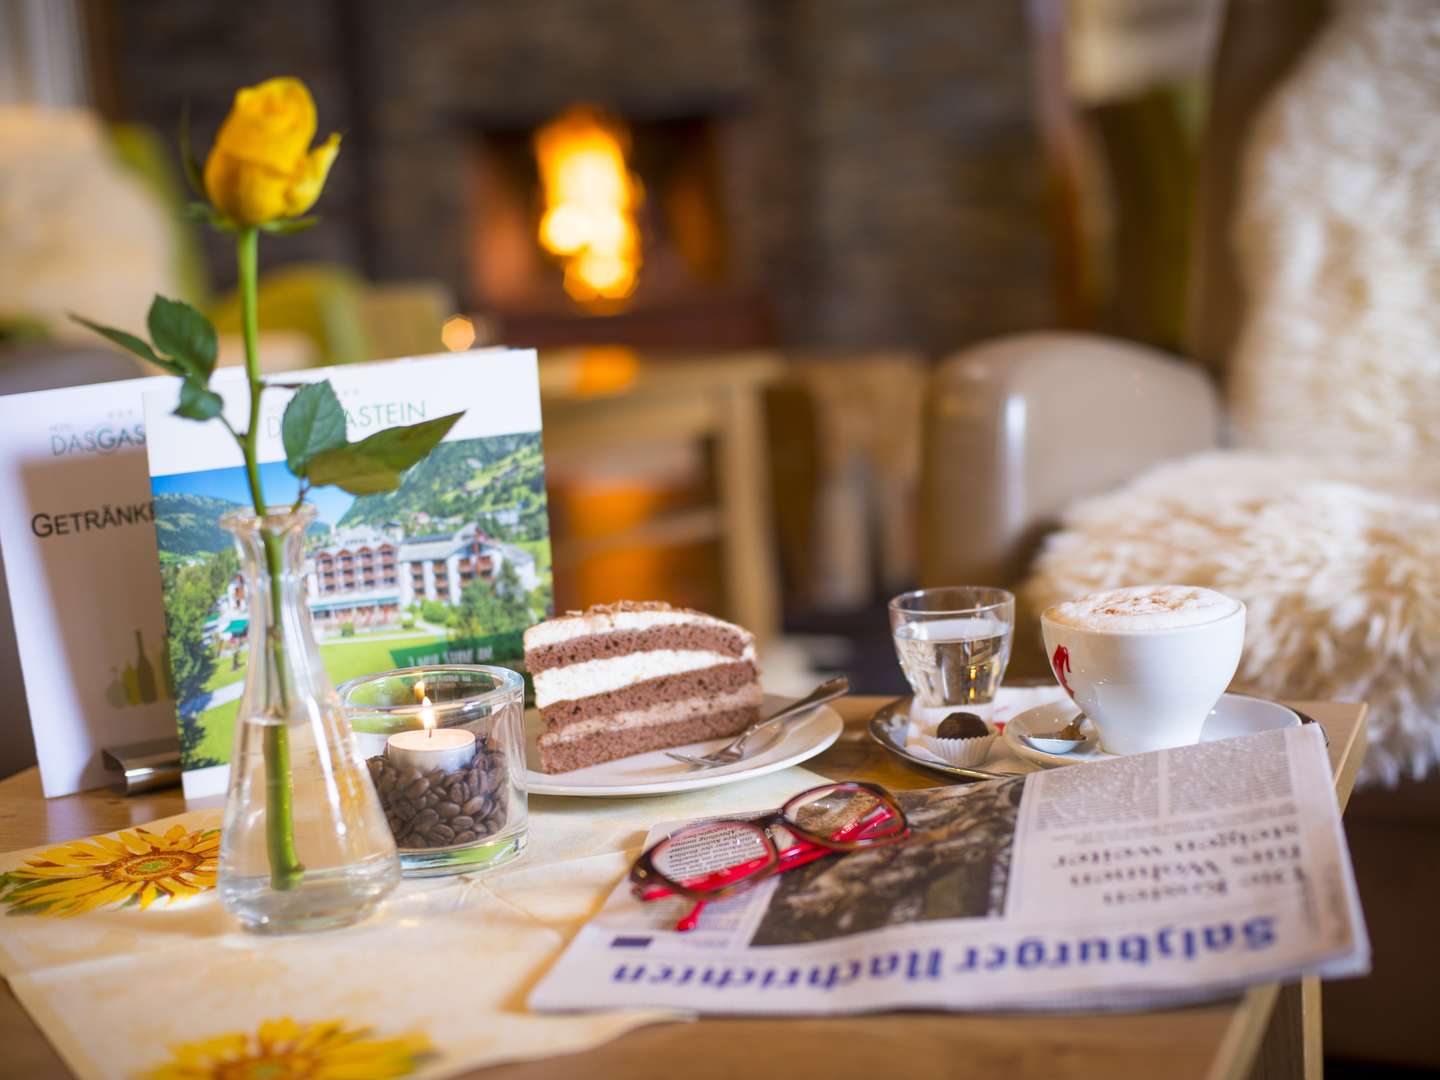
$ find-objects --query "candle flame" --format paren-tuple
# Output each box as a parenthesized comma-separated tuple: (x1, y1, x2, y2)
(419, 695, 436, 737)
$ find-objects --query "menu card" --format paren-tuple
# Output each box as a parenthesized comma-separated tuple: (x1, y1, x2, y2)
(0, 377, 176, 796)
(142, 349, 551, 799)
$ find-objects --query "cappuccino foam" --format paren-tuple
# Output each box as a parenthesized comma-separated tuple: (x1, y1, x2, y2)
(1048, 585, 1240, 631)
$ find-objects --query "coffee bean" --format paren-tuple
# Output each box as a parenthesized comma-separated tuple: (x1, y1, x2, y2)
(430, 823, 455, 844)
(449, 780, 470, 804)
(400, 766, 422, 784)
(450, 815, 474, 830)
(413, 808, 439, 829)
(452, 830, 476, 844)
(403, 777, 429, 799)
(436, 801, 460, 819)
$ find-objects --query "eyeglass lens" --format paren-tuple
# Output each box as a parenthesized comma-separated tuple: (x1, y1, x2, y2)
(651, 820, 776, 893)
(783, 784, 903, 844)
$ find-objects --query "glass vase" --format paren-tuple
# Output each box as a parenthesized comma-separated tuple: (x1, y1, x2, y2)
(217, 506, 401, 933)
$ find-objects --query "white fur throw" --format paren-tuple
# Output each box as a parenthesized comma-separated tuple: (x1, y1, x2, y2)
(1228, 0, 1440, 456)
(1023, 1, 1440, 786)
(1022, 452, 1440, 787)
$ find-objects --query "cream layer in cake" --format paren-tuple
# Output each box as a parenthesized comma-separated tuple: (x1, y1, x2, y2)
(523, 605, 749, 650)
(532, 647, 758, 709)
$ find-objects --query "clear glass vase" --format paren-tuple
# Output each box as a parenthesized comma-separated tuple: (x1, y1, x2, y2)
(217, 506, 400, 932)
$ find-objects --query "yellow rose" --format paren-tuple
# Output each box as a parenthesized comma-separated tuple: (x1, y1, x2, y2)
(203, 77, 341, 226)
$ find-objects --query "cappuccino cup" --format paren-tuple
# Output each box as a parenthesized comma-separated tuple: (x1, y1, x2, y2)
(1040, 585, 1245, 755)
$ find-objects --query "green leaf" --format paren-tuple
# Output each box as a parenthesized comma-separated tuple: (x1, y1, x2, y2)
(68, 314, 183, 375)
(147, 296, 218, 381)
(178, 100, 206, 199)
(305, 447, 403, 496)
(282, 381, 348, 475)
(304, 412, 464, 495)
(343, 412, 464, 471)
(174, 379, 224, 421)
(260, 216, 319, 235)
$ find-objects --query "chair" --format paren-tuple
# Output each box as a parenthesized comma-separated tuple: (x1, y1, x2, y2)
(923, 1, 1440, 1066)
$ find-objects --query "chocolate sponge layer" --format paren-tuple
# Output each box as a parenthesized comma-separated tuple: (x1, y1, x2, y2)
(538, 704, 757, 773)
(538, 661, 759, 731)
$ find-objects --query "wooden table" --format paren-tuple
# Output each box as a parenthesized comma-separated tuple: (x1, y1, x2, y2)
(0, 697, 1366, 1080)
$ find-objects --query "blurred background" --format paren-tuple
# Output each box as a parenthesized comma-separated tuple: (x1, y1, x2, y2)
(3, 0, 1266, 694)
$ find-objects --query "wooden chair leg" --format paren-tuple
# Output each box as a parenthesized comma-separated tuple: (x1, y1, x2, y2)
(714, 385, 780, 643)
(1247, 978, 1322, 1080)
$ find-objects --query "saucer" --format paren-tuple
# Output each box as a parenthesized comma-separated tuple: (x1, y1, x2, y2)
(1004, 693, 1308, 768)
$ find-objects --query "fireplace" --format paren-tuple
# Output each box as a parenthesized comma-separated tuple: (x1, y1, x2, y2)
(467, 104, 769, 348)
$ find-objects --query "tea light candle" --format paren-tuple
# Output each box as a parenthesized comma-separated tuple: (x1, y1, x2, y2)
(385, 696, 476, 774)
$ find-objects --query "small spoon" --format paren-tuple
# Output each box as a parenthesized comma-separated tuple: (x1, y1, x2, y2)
(1022, 714, 1087, 754)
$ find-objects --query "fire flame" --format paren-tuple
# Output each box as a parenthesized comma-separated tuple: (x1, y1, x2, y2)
(534, 106, 643, 305)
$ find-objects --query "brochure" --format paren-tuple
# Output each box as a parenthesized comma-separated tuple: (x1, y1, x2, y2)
(142, 349, 552, 798)
(531, 724, 1369, 1014)
(0, 377, 176, 796)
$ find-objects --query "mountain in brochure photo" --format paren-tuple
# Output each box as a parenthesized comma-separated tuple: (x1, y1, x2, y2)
(338, 434, 548, 541)
(153, 493, 242, 558)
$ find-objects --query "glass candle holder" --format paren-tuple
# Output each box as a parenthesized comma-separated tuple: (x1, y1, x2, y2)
(338, 665, 527, 878)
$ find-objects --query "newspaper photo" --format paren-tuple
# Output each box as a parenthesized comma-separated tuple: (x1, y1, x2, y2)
(530, 724, 1368, 1014)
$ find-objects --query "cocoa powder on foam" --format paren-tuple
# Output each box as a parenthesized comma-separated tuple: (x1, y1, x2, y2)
(1050, 585, 1239, 631)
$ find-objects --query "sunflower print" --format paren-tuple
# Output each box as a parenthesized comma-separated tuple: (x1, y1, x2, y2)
(142, 1018, 434, 1080)
(0, 823, 219, 917)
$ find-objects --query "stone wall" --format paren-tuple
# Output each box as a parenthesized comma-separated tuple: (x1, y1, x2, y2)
(105, 0, 1052, 352)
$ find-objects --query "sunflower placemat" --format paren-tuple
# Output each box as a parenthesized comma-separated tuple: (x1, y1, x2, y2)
(0, 769, 826, 1079)
(0, 811, 227, 976)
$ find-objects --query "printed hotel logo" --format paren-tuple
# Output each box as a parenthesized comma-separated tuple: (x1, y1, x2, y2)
(49, 421, 146, 456)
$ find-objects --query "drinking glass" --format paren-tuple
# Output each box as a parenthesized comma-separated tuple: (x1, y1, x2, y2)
(888, 586, 1015, 708)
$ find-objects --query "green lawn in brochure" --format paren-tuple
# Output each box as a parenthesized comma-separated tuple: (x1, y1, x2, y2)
(193, 697, 240, 762)
(319, 631, 448, 686)
(202, 658, 248, 694)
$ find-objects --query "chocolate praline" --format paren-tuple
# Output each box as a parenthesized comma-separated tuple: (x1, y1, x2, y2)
(936, 712, 989, 740)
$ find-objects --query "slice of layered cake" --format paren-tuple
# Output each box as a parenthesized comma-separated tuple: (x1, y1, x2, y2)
(524, 601, 763, 772)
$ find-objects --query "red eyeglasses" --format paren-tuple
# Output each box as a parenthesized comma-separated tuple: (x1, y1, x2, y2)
(628, 781, 909, 931)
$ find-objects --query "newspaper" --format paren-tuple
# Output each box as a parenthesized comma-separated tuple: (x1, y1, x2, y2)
(529, 724, 1368, 1014)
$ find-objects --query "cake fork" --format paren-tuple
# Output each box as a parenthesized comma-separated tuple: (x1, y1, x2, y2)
(665, 676, 850, 768)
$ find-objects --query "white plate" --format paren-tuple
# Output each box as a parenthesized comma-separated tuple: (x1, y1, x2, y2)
(524, 694, 844, 797)
(1004, 692, 1304, 769)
